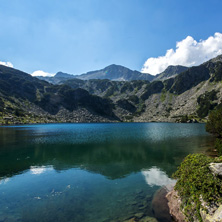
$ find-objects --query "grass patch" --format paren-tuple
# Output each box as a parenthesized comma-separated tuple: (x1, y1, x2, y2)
(160, 89, 167, 102)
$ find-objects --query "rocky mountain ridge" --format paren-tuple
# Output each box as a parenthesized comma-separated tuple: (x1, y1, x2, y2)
(0, 54, 222, 124)
(38, 64, 156, 84)
(37, 64, 188, 84)
(0, 65, 120, 124)
(154, 65, 188, 81)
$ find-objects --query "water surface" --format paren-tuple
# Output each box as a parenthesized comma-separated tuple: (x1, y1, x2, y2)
(0, 123, 214, 222)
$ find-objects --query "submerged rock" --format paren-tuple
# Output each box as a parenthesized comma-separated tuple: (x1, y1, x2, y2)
(139, 216, 158, 222)
(123, 216, 158, 222)
(152, 187, 173, 222)
(134, 212, 144, 219)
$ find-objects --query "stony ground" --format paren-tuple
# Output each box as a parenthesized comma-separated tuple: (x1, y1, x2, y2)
(133, 80, 222, 123)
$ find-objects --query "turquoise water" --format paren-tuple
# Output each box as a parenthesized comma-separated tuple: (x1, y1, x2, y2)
(0, 123, 214, 222)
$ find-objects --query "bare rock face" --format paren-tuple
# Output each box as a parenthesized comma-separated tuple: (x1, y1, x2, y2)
(213, 206, 222, 221)
(166, 188, 222, 222)
(209, 163, 222, 176)
(165, 161, 222, 222)
(200, 205, 222, 222)
(166, 189, 186, 222)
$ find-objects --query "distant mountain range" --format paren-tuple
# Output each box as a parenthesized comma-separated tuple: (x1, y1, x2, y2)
(37, 64, 189, 84)
(38, 64, 156, 84)
(0, 54, 222, 124)
(73, 64, 155, 81)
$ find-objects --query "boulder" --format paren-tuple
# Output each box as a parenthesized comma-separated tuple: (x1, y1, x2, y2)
(152, 187, 172, 222)
(200, 205, 222, 222)
(166, 189, 186, 222)
(209, 163, 222, 176)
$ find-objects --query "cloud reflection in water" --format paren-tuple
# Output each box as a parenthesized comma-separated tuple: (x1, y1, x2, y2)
(30, 166, 53, 175)
(0, 178, 10, 185)
(142, 167, 176, 188)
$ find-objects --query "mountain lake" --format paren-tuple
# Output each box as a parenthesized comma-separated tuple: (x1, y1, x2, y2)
(0, 122, 214, 222)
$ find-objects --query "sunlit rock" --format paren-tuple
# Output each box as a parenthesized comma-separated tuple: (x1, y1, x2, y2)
(209, 163, 222, 176)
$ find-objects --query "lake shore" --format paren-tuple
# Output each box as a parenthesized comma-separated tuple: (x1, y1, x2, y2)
(166, 154, 222, 222)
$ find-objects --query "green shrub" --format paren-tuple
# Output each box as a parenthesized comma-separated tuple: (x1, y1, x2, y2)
(141, 81, 164, 100)
(0, 98, 4, 112)
(206, 107, 222, 137)
(104, 86, 116, 97)
(133, 101, 146, 116)
(197, 90, 218, 118)
(128, 95, 139, 104)
(160, 89, 167, 102)
(173, 154, 222, 221)
(210, 62, 222, 82)
(180, 115, 188, 123)
(215, 138, 222, 156)
(15, 108, 25, 117)
(120, 82, 133, 93)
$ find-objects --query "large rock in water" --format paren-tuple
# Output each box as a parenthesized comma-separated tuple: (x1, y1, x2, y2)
(151, 187, 173, 222)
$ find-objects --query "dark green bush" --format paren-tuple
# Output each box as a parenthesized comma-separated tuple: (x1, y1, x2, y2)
(128, 95, 139, 104)
(141, 81, 164, 100)
(120, 82, 133, 93)
(197, 90, 218, 118)
(0, 98, 4, 111)
(206, 107, 222, 137)
(15, 108, 25, 117)
(180, 115, 188, 123)
(215, 138, 222, 156)
(210, 62, 222, 82)
(104, 85, 116, 97)
(169, 65, 210, 94)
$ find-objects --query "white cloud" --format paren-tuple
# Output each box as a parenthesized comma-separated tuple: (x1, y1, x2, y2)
(0, 61, 13, 68)
(141, 32, 222, 75)
(31, 70, 55, 77)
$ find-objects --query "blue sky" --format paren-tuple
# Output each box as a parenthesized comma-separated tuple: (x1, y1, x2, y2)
(0, 0, 222, 75)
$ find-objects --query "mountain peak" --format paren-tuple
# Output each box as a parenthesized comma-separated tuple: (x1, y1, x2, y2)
(104, 64, 129, 71)
(163, 65, 188, 73)
(208, 54, 222, 63)
(75, 64, 154, 81)
(154, 65, 188, 81)
(55, 72, 73, 78)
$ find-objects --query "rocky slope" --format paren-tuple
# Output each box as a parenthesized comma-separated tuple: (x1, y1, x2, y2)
(59, 54, 222, 123)
(76, 64, 155, 81)
(0, 65, 119, 125)
(154, 65, 188, 81)
(37, 64, 188, 84)
(134, 55, 222, 122)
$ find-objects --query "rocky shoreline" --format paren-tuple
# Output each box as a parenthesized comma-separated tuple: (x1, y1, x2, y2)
(166, 162, 222, 222)
(0, 107, 120, 126)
